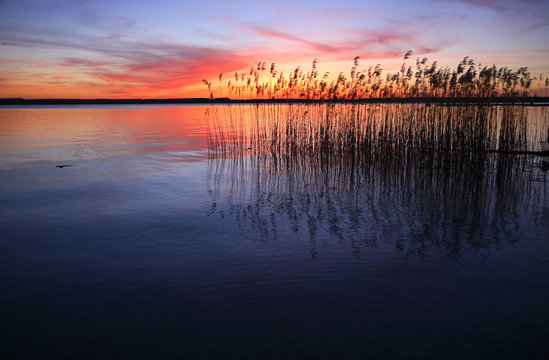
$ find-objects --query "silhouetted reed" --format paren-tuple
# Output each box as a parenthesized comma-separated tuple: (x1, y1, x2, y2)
(205, 51, 544, 100)
(203, 52, 548, 258)
(204, 98, 547, 257)
(207, 103, 548, 160)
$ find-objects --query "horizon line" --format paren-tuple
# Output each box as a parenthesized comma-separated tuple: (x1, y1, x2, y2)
(1, 96, 549, 106)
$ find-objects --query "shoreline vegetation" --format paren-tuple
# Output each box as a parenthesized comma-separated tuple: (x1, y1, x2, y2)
(201, 53, 548, 158)
(206, 103, 549, 158)
(202, 53, 548, 100)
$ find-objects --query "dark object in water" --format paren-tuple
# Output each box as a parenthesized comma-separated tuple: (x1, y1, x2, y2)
(55, 165, 73, 168)
(539, 160, 549, 171)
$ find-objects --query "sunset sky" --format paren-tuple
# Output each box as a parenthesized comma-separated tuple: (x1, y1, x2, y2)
(1, 0, 548, 99)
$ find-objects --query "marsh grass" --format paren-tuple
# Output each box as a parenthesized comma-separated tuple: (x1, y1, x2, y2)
(205, 52, 547, 160)
(204, 93, 548, 257)
(206, 52, 544, 100)
(207, 103, 548, 162)
(203, 52, 548, 258)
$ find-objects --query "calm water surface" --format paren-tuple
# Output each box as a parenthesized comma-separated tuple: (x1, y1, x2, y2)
(1, 104, 548, 359)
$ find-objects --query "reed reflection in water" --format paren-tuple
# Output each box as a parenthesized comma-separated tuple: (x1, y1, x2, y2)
(207, 104, 548, 257)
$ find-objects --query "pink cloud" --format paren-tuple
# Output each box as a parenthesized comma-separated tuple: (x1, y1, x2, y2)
(244, 24, 436, 62)
(248, 26, 342, 53)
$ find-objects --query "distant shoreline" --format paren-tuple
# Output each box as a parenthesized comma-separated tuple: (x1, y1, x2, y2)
(1, 97, 548, 106)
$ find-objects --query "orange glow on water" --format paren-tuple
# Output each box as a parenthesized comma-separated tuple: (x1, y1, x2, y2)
(0, 106, 212, 168)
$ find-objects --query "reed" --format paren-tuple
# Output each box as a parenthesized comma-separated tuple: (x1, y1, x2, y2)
(204, 51, 544, 101)
(206, 103, 548, 161)
(204, 53, 547, 187)
(203, 52, 548, 258)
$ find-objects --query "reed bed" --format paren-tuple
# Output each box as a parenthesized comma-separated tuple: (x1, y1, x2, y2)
(203, 52, 548, 257)
(206, 103, 548, 163)
(204, 52, 548, 160)
(204, 86, 548, 257)
(204, 52, 546, 100)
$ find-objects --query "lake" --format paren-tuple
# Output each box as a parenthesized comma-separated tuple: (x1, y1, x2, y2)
(1, 104, 548, 359)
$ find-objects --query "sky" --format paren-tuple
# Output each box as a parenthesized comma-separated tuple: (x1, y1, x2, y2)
(0, 0, 548, 99)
